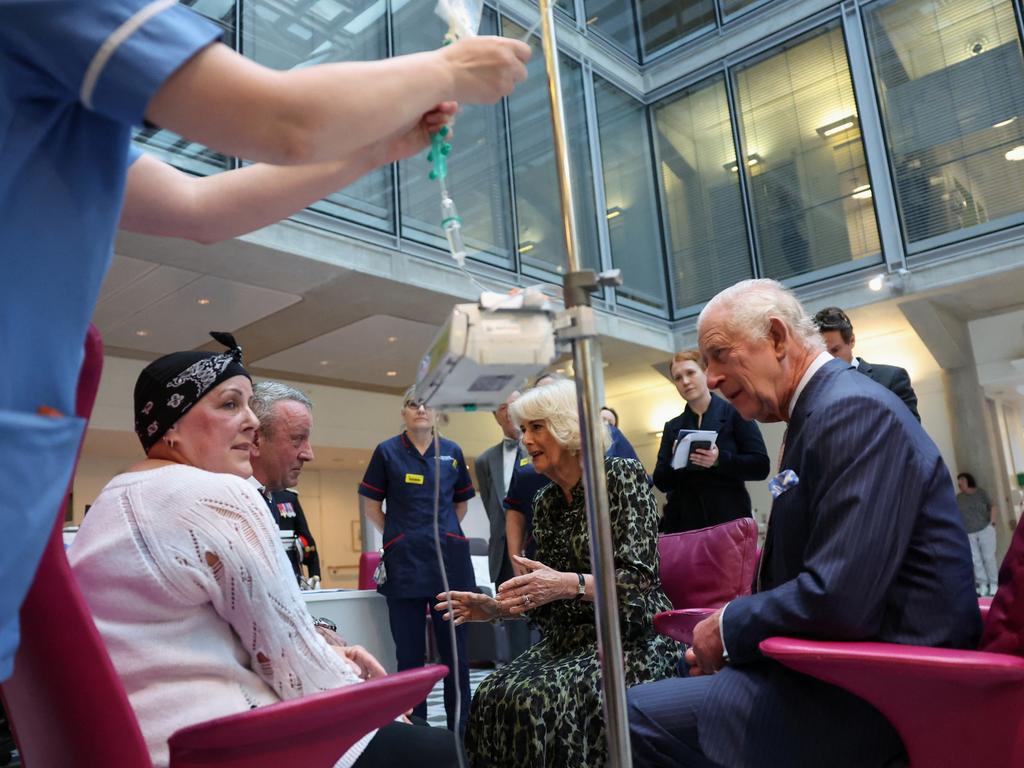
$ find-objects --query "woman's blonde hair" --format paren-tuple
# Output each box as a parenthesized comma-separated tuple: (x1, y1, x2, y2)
(510, 379, 610, 453)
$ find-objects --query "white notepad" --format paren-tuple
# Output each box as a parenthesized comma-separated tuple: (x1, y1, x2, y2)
(671, 430, 719, 469)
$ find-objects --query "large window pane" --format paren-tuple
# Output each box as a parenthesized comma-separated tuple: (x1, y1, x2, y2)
(584, 0, 639, 59)
(639, 0, 715, 58)
(653, 75, 752, 311)
(241, 0, 391, 230)
(132, 0, 235, 174)
(866, 0, 1024, 245)
(721, 0, 770, 19)
(734, 25, 881, 281)
(395, 4, 513, 267)
(504, 19, 599, 277)
(594, 77, 668, 313)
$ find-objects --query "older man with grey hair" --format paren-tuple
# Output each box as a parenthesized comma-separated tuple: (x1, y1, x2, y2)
(627, 279, 979, 767)
(249, 380, 320, 583)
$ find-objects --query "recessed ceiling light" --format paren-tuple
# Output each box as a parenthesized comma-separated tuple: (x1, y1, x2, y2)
(1005, 145, 1024, 161)
(386, 370, 398, 377)
(868, 274, 885, 291)
(556, 368, 565, 374)
(851, 184, 873, 200)
(387, 336, 397, 343)
(993, 116, 1017, 128)
(319, 360, 329, 366)
(135, 329, 149, 337)
(196, 298, 211, 305)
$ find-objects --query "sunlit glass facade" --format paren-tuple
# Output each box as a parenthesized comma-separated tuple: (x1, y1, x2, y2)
(141, 0, 1024, 319)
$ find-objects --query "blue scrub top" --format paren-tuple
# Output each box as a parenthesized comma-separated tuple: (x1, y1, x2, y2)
(359, 432, 476, 597)
(0, 0, 220, 680)
(503, 425, 642, 557)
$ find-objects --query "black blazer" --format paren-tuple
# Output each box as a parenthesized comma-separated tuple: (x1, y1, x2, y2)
(856, 357, 920, 421)
(268, 489, 320, 580)
(653, 392, 770, 533)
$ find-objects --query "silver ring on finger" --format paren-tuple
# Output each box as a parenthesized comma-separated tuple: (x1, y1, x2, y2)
(523, 594, 532, 606)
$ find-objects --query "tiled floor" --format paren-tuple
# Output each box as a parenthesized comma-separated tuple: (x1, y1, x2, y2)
(426, 667, 494, 728)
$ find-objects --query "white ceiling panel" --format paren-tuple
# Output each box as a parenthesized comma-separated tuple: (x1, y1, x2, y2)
(100, 272, 300, 353)
(252, 315, 440, 387)
(93, 255, 199, 329)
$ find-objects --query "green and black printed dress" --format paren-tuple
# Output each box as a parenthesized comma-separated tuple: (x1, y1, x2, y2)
(465, 457, 680, 768)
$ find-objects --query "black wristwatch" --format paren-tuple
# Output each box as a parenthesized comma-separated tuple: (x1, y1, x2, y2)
(312, 616, 337, 632)
(573, 572, 586, 601)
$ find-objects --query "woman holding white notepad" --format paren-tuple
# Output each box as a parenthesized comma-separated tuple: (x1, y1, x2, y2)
(653, 349, 771, 533)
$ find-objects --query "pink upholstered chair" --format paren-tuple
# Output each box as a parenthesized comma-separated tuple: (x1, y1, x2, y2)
(1, 326, 446, 767)
(760, 519, 1024, 768)
(654, 518, 758, 644)
(359, 550, 382, 591)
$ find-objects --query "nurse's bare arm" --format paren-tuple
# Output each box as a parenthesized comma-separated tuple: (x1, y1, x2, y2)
(120, 103, 455, 243)
(363, 499, 385, 534)
(455, 501, 468, 522)
(145, 38, 529, 167)
(506, 509, 528, 577)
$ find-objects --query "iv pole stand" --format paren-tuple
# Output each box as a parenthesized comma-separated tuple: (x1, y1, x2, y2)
(538, 1, 632, 764)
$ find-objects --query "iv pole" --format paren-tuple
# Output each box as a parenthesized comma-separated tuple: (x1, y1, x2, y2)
(538, 1, 632, 764)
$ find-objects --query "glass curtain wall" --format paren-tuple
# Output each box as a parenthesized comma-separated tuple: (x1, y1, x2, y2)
(133, 0, 235, 173)
(638, 0, 715, 58)
(394, 2, 514, 267)
(653, 75, 753, 312)
(241, 0, 392, 229)
(584, 0, 640, 58)
(733, 24, 882, 281)
(594, 77, 668, 313)
(504, 19, 600, 277)
(865, 0, 1024, 247)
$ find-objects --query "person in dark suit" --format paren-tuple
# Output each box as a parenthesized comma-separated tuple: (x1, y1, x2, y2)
(653, 349, 769, 533)
(474, 392, 522, 586)
(628, 279, 980, 768)
(814, 305, 921, 421)
(249, 381, 321, 585)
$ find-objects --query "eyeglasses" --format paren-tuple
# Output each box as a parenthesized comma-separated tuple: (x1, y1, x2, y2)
(404, 400, 427, 410)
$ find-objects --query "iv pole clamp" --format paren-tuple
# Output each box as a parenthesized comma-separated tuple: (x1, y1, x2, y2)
(538, 0, 633, 763)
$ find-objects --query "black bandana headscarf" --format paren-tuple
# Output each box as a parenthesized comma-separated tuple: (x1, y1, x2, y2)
(133, 332, 251, 452)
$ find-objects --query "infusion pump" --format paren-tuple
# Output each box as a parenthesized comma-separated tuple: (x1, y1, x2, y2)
(414, 299, 558, 410)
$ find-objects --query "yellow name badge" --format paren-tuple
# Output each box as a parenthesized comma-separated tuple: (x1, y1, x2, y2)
(405, 473, 425, 485)
(519, 457, 531, 466)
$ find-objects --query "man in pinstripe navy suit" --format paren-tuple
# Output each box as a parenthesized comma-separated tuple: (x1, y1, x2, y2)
(628, 279, 979, 768)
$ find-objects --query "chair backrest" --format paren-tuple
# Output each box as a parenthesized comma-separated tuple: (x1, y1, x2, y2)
(658, 517, 759, 610)
(0, 327, 153, 767)
(358, 551, 381, 591)
(979, 516, 1024, 655)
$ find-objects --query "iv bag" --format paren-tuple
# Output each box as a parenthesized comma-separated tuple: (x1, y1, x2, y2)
(435, 0, 483, 41)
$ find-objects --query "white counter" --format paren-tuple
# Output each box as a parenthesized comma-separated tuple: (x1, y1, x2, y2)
(302, 589, 397, 672)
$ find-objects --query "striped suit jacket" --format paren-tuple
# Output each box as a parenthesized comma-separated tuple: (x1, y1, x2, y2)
(697, 358, 980, 767)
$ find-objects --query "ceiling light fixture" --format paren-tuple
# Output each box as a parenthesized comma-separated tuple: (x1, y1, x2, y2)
(517, 241, 536, 254)
(1005, 145, 1024, 161)
(196, 298, 211, 305)
(868, 274, 885, 291)
(387, 336, 397, 343)
(606, 206, 624, 220)
(319, 360, 330, 366)
(135, 329, 149, 337)
(851, 184, 873, 200)
(723, 153, 763, 172)
(816, 115, 859, 138)
(386, 370, 398, 377)
(993, 116, 1018, 129)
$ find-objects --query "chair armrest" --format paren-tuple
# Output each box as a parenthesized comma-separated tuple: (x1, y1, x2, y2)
(758, 637, 1024, 686)
(653, 608, 717, 645)
(169, 664, 447, 768)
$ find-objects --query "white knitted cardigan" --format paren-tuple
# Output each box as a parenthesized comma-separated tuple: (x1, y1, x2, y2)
(69, 464, 371, 768)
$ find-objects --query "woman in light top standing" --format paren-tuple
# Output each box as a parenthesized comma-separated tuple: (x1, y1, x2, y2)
(70, 334, 457, 768)
(358, 390, 476, 733)
(957, 472, 999, 596)
(653, 349, 770, 534)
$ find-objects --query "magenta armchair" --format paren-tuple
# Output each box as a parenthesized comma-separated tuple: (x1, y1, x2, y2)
(653, 518, 759, 645)
(1, 327, 447, 767)
(759, 520, 1024, 768)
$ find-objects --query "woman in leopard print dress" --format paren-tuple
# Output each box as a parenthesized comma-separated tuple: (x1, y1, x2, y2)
(436, 381, 679, 766)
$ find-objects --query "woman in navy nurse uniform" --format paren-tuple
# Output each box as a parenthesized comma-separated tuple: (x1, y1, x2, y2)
(359, 393, 476, 732)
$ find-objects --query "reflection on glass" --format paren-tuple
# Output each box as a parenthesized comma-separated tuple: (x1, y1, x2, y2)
(504, 19, 599, 277)
(132, 0, 235, 174)
(720, 0, 769, 19)
(653, 75, 752, 311)
(395, 3, 513, 266)
(865, 0, 1024, 244)
(240, 0, 391, 229)
(733, 24, 881, 281)
(584, 0, 639, 59)
(639, 0, 715, 57)
(594, 77, 668, 313)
